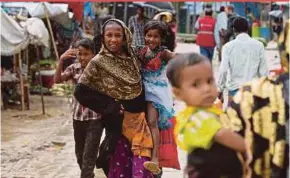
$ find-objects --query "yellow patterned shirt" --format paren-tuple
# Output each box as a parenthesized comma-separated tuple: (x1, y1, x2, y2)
(175, 106, 223, 152)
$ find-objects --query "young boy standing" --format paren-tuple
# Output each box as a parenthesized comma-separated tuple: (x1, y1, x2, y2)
(54, 38, 103, 178)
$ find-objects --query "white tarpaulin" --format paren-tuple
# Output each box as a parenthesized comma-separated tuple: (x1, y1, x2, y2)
(20, 17, 50, 48)
(1, 2, 67, 18)
(1, 9, 29, 56)
(1, 2, 72, 28)
(1, 9, 50, 56)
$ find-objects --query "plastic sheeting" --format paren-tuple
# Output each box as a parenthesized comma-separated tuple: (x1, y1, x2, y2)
(1, 9, 29, 56)
(1, 2, 72, 28)
(1, 9, 49, 56)
(21, 18, 49, 47)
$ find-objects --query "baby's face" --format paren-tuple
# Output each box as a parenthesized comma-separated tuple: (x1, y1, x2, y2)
(173, 61, 218, 108)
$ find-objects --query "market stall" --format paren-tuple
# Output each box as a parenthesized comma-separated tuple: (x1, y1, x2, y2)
(1, 8, 49, 111)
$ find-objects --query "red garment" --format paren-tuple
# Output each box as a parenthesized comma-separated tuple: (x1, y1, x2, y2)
(158, 117, 181, 170)
(67, 2, 84, 23)
(196, 16, 216, 47)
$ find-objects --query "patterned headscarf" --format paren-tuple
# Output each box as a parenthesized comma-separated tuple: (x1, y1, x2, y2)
(78, 19, 142, 100)
(99, 19, 135, 57)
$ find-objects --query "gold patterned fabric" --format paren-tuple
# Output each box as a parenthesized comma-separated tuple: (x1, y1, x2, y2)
(223, 76, 289, 178)
(78, 19, 142, 100)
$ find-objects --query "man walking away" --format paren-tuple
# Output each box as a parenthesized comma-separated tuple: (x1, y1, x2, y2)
(129, 5, 148, 46)
(217, 17, 268, 104)
(195, 6, 216, 62)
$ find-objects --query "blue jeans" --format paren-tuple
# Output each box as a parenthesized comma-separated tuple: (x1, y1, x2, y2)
(200, 47, 214, 61)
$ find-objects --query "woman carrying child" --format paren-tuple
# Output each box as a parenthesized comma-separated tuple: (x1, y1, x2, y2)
(74, 19, 154, 178)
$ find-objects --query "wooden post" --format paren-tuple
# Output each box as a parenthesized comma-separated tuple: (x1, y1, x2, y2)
(18, 52, 25, 111)
(113, 2, 116, 17)
(25, 48, 30, 110)
(123, 2, 128, 25)
(36, 45, 45, 115)
(186, 4, 191, 34)
(42, 2, 60, 61)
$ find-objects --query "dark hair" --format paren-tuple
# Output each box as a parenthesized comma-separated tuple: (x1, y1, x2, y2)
(205, 10, 213, 16)
(166, 53, 208, 87)
(137, 6, 144, 13)
(233, 17, 249, 33)
(76, 38, 95, 54)
(144, 20, 176, 50)
(144, 20, 168, 38)
(220, 6, 225, 12)
(227, 5, 234, 12)
(246, 7, 251, 13)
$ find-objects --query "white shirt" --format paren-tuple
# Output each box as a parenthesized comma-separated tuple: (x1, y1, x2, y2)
(217, 33, 269, 92)
(214, 12, 228, 47)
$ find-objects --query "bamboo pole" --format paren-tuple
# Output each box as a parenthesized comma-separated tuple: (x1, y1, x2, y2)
(18, 52, 25, 111)
(25, 48, 30, 110)
(124, 2, 128, 24)
(42, 2, 60, 61)
(36, 45, 45, 115)
(113, 2, 116, 17)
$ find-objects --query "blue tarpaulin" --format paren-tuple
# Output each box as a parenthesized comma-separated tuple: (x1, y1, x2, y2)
(83, 2, 94, 19)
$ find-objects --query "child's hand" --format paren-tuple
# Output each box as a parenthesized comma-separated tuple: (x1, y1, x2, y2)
(60, 48, 78, 61)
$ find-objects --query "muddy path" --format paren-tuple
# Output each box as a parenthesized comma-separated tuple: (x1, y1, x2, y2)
(1, 95, 106, 178)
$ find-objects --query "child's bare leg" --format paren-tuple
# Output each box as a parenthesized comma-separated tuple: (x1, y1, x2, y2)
(144, 102, 161, 174)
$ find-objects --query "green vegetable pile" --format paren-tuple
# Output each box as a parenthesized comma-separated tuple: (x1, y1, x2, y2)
(30, 85, 52, 95)
(50, 84, 73, 96)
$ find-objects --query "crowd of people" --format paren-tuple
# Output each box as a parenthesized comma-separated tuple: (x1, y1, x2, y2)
(53, 4, 289, 178)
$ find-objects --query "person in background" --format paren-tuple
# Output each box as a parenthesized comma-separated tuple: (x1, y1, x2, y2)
(129, 5, 148, 46)
(54, 38, 103, 178)
(217, 17, 268, 105)
(225, 5, 238, 42)
(245, 7, 256, 36)
(273, 17, 283, 40)
(214, 6, 228, 61)
(195, 6, 216, 62)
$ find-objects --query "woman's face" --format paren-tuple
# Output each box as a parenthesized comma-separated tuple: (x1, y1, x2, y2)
(104, 22, 124, 54)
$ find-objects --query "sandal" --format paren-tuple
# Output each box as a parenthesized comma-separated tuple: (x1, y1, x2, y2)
(143, 161, 161, 175)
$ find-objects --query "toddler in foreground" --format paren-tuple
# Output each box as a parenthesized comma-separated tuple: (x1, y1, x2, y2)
(166, 53, 246, 178)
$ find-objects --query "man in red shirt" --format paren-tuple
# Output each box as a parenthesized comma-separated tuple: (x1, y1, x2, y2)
(195, 7, 216, 62)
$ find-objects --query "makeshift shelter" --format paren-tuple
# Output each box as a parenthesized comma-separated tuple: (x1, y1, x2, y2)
(1, 9, 49, 111)
(2, 2, 73, 60)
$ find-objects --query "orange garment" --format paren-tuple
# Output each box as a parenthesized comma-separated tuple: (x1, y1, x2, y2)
(122, 111, 153, 158)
